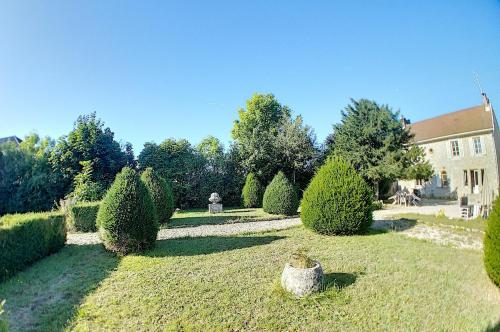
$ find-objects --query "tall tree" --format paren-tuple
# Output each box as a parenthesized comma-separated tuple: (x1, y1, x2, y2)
(49, 112, 132, 196)
(231, 93, 316, 186)
(326, 99, 411, 197)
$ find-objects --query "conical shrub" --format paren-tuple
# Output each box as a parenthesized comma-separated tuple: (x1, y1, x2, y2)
(141, 167, 175, 224)
(485, 196, 500, 287)
(263, 171, 299, 216)
(97, 167, 159, 254)
(242, 173, 263, 208)
(301, 156, 373, 235)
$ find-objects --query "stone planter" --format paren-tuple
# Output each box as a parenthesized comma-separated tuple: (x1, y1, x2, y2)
(281, 261, 323, 297)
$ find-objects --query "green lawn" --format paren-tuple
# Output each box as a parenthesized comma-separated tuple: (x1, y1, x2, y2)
(168, 207, 288, 228)
(1, 214, 499, 331)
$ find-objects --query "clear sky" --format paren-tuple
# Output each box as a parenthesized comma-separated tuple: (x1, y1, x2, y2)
(0, 1, 499, 153)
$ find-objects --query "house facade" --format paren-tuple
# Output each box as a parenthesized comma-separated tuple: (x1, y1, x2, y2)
(399, 94, 499, 213)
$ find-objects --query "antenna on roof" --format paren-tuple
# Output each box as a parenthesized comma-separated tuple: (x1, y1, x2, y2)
(473, 71, 484, 94)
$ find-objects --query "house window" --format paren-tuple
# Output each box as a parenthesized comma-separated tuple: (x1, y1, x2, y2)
(472, 137, 483, 155)
(450, 140, 460, 157)
(463, 170, 468, 186)
(441, 171, 449, 187)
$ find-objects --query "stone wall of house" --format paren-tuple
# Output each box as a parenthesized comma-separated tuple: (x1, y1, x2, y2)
(399, 131, 499, 203)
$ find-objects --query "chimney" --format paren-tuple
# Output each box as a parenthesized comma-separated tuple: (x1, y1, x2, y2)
(400, 116, 410, 129)
(482, 92, 492, 112)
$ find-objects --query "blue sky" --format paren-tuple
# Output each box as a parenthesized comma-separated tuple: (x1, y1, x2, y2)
(0, 1, 499, 153)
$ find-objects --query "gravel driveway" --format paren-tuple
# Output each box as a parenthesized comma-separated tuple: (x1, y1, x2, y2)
(67, 217, 302, 245)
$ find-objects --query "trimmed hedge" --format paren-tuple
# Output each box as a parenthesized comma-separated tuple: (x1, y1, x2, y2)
(0, 211, 66, 281)
(485, 195, 500, 287)
(301, 156, 373, 235)
(242, 173, 263, 208)
(97, 167, 159, 254)
(66, 202, 100, 232)
(263, 171, 299, 216)
(141, 167, 175, 224)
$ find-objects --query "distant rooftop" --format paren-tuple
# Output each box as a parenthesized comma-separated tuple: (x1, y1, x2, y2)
(409, 104, 494, 143)
(0, 136, 23, 146)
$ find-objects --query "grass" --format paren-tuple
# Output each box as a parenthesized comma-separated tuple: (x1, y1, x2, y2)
(1, 216, 499, 331)
(394, 213, 487, 232)
(167, 207, 289, 228)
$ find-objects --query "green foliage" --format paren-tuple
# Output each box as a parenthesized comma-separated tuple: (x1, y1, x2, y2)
(0, 211, 66, 281)
(66, 201, 100, 232)
(50, 112, 133, 199)
(231, 93, 317, 186)
(326, 99, 412, 193)
(485, 196, 500, 287)
(290, 248, 315, 269)
(371, 200, 384, 211)
(301, 157, 373, 235)
(242, 173, 263, 208)
(138, 138, 244, 208)
(140, 168, 174, 224)
(401, 145, 434, 181)
(0, 133, 65, 215)
(97, 167, 158, 254)
(70, 160, 105, 202)
(262, 171, 299, 216)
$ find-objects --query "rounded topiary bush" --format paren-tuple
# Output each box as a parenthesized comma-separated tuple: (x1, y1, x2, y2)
(242, 172, 264, 208)
(301, 156, 373, 235)
(263, 171, 299, 216)
(97, 167, 159, 254)
(485, 196, 500, 287)
(141, 167, 175, 224)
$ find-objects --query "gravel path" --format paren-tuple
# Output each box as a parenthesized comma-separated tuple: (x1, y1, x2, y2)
(373, 209, 483, 250)
(67, 217, 302, 245)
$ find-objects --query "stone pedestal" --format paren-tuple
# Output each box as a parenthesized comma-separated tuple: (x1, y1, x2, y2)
(208, 203, 223, 213)
(281, 261, 323, 297)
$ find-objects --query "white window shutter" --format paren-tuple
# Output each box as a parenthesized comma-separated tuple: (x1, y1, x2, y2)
(480, 136, 486, 155)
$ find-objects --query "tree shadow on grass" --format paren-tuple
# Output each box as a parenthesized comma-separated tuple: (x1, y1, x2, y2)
(0, 244, 119, 332)
(369, 218, 417, 234)
(168, 215, 249, 228)
(145, 235, 286, 257)
(322, 272, 359, 290)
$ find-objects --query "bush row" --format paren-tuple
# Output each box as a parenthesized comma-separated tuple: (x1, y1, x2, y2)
(66, 201, 101, 232)
(0, 212, 66, 282)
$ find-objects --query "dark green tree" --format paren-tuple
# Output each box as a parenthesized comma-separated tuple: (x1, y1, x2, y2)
(70, 160, 105, 202)
(141, 167, 175, 224)
(97, 167, 159, 254)
(242, 173, 263, 208)
(49, 112, 132, 196)
(262, 171, 299, 216)
(485, 196, 500, 287)
(326, 99, 412, 197)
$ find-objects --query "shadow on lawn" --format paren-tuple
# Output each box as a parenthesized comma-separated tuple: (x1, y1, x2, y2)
(146, 235, 286, 257)
(369, 218, 417, 234)
(168, 215, 251, 228)
(485, 320, 500, 332)
(1, 243, 118, 332)
(323, 272, 358, 290)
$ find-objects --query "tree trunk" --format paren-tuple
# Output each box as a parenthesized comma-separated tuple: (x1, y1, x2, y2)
(374, 181, 380, 200)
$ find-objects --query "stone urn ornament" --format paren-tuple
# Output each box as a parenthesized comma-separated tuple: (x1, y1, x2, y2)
(208, 192, 223, 213)
(281, 249, 323, 297)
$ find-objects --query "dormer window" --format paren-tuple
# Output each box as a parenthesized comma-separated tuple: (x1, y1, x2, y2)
(450, 140, 460, 157)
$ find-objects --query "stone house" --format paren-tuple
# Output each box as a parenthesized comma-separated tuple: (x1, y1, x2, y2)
(399, 94, 499, 216)
(0, 136, 22, 147)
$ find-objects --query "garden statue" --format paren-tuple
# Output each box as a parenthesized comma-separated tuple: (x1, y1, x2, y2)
(208, 193, 223, 213)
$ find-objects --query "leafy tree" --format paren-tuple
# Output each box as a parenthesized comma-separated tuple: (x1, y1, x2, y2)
(0, 134, 64, 214)
(70, 160, 105, 202)
(326, 99, 412, 197)
(49, 112, 132, 197)
(400, 145, 433, 181)
(138, 138, 206, 207)
(232, 93, 317, 186)
(141, 167, 175, 224)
